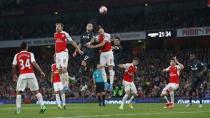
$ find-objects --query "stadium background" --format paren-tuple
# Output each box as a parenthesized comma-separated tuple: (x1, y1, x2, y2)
(0, 0, 210, 105)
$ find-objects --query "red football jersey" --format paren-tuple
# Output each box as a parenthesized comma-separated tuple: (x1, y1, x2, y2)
(12, 51, 35, 74)
(54, 31, 72, 53)
(98, 33, 112, 52)
(51, 63, 61, 83)
(166, 65, 181, 84)
(123, 63, 137, 82)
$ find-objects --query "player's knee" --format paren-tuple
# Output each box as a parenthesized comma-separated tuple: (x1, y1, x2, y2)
(108, 66, 113, 70)
(168, 87, 173, 92)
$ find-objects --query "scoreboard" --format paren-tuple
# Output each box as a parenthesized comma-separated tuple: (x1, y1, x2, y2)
(146, 30, 176, 39)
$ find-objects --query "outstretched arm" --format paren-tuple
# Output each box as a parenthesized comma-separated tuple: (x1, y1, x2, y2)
(174, 57, 184, 69)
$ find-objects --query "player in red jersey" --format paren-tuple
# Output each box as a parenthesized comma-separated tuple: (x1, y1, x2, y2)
(12, 42, 46, 114)
(54, 23, 83, 91)
(161, 57, 184, 109)
(87, 26, 115, 91)
(51, 55, 66, 109)
(118, 57, 139, 110)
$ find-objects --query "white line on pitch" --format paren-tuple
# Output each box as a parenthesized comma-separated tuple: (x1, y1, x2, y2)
(51, 111, 210, 118)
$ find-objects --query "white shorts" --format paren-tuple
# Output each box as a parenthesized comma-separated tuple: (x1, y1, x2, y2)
(123, 80, 137, 94)
(53, 82, 64, 92)
(161, 83, 179, 95)
(56, 51, 69, 69)
(16, 73, 39, 91)
(100, 51, 115, 66)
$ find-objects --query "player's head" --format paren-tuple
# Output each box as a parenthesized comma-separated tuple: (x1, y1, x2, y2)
(113, 36, 121, 45)
(132, 57, 139, 66)
(97, 64, 103, 70)
(170, 59, 176, 66)
(97, 25, 105, 34)
(20, 42, 28, 51)
(189, 53, 196, 60)
(56, 22, 64, 32)
(86, 23, 93, 32)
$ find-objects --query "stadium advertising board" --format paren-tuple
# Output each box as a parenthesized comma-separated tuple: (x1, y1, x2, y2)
(177, 27, 210, 37)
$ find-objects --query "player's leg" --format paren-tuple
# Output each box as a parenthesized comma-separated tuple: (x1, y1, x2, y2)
(197, 81, 203, 108)
(128, 83, 137, 109)
(59, 52, 70, 92)
(53, 83, 62, 109)
(15, 77, 26, 114)
(107, 52, 115, 91)
(29, 77, 46, 113)
(119, 81, 130, 110)
(100, 53, 107, 83)
(101, 82, 106, 106)
(186, 82, 196, 107)
(57, 82, 66, 109)
(160, 84, 170, 108)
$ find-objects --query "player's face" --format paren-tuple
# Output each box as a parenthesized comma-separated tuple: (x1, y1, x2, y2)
(170, 60, 176, 66)
(113, 39, 120, 45)
(133, 60, 139, 66)
(56, 24, 63, 32)
(98, 28, 104, 34)
(86, 23, 93, 32)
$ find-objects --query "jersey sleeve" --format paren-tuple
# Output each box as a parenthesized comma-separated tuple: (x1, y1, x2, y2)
(30, 53, 36, 62)
(64, 32, 73, 42)
(12, 54, 17, 65)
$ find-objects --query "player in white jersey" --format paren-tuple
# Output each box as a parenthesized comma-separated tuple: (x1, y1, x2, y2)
(12, 42, 46, 114)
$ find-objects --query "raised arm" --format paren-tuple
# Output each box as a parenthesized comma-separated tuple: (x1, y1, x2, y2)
(174, 57, 184, 70)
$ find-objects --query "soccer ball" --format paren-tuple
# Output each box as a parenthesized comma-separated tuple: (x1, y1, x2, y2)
(99, 6, 107, 15)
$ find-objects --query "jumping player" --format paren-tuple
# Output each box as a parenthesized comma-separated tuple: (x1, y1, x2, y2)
(161, 57, 184, 109)
(118, 57, 139, 110)
(51, 55, 66, 109)
(54, 22, 83, 91)
(87, 26, 115, 91)
(73, 23, 95, 79)
(12, 42, 46, 114)
(185, 53, 207, 108)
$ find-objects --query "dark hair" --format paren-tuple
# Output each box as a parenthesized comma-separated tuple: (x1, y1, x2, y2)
(133, 57, 140, 62)
(20, 42, 28, 50)
(115, 36, 121, 41)
(97, 25, 103, 31)
(56, 22, 64, 27)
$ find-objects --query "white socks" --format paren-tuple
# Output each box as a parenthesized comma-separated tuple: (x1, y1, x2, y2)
(109, 70, 115, 84)
(128, 96, 135, 103)
(170, 91, 174, 103)
(55, 94, 61, 107)
(16, 95, 22, 109)
(121, 94, 129, 107)
(60, 72, 69, 87)
(164, 96, 169, 103)
(36, 93, 44, 107)
(61, 93, 66, 106)
(101, 68, 107, 82)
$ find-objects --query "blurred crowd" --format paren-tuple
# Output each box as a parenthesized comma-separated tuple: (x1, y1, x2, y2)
(0, 47, 210, 101)
(0, 9, 209, 41)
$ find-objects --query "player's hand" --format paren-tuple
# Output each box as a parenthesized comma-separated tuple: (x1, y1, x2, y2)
(173, 56, 178, 63)
(78, 50, 84, 55)
(13, 75, 18, 82)
(41, 72, 45, 78)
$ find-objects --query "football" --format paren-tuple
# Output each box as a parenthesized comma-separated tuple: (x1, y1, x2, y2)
(99, 6, 107, 15)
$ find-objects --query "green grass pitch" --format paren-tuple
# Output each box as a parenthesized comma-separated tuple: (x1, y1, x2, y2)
(0, 103, 210, 118)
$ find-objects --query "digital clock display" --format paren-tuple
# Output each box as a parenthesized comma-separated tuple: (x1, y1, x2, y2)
(146, 30, 175, 39)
